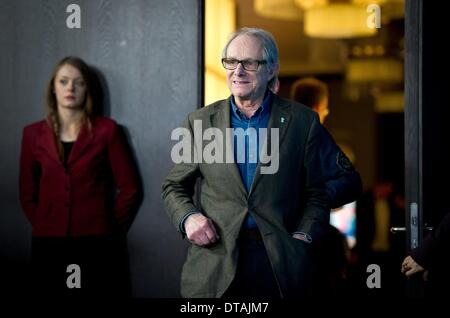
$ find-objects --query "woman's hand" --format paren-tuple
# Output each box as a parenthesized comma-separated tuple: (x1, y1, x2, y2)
(401, 255, 426, 278)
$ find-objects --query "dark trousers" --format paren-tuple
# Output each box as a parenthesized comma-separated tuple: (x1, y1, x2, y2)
(31, 235, 131, 298)
(223, 229, 280, 297)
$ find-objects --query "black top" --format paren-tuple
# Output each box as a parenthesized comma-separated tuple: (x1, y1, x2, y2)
(411, 211, 450, 270)
(410, 211, 450, 295)
(61, 141, 74, 167)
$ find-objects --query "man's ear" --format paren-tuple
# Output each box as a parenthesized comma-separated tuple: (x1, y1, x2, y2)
(268, 62, 279, 80)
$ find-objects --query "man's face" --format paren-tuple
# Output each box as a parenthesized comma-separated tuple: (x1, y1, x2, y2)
(225, 35, 275, 103)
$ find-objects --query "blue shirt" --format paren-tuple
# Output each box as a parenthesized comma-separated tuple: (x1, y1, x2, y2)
(230, 92, 271, 229)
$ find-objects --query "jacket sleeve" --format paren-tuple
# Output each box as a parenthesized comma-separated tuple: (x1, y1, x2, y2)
(107, 123, 141, 231)
(295, 114, 330, 242)
(19, 126, 40, 224)
(161, 115, 201, 235)
(320, 126, 363, 209)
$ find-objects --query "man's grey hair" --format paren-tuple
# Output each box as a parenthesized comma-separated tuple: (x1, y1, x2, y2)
(222, 27, 279, 91)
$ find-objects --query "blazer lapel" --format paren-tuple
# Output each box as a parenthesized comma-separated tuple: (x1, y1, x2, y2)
(39, 121, 61, 163)
(249, 94, 292, 196)
(67, 120, 95, 165)
(210, 98, 247, 196)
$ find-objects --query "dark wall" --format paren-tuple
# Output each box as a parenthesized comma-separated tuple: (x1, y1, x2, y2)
(376, 113, 404, 191)
(422, 1, 450, 226)
(0, 0, 201, 297)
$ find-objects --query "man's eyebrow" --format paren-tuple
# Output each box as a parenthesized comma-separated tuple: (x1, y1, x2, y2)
(224, 57, 257, 60)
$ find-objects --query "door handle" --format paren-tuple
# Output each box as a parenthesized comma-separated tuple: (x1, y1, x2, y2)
(390, 226, 433, 234)
(390, 227, 406, 233)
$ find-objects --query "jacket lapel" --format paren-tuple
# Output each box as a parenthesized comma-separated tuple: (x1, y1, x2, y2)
(67, 119, 95, 165)
(210, 98, 247, 196)
(249, 94, 292, 196)
(39, 121, 61, 163)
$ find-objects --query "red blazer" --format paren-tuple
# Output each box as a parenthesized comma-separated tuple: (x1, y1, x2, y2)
(19, 116, 140, 237)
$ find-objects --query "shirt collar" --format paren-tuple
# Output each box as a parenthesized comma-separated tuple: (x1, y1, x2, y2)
(231, 89, 272, 120)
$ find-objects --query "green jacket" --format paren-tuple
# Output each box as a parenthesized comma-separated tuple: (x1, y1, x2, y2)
(162, 93, 329, 297)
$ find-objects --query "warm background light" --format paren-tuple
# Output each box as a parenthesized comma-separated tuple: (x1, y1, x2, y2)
(295, 0, 328, 10)
(373, 91, 404, 113)
(304, 4, 377, 38)
(346, 58, 403, 83)
(205, 0, 236, 106)
(351, 0, 387, 5)
(254, 0, 302, 21)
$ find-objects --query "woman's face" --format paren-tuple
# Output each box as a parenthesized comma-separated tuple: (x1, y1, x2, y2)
(54, 64, 87, 111)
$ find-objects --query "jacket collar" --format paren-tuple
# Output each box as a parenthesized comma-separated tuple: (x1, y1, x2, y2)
(67, 118, 95, 165)
(249, 93, 292, 196)
(39, 120, 60, 163)
(209, 92, 292, 197)
(210, 98, 248, 197)
(39, 117, 96, 165)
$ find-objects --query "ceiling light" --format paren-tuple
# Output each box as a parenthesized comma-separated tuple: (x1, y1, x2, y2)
(304, 4, 378, 38)
(254, 0, 303, 21)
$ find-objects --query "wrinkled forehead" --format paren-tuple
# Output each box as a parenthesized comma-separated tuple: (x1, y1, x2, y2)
(225, 35, 264, 60)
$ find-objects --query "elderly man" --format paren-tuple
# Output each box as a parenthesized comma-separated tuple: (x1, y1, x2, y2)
(162, 28, 329, 297)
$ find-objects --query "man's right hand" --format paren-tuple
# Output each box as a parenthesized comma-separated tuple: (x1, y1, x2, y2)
(184, 213, 220, 247)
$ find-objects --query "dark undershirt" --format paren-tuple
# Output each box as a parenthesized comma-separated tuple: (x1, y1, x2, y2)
(61, 141, 74, 167)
